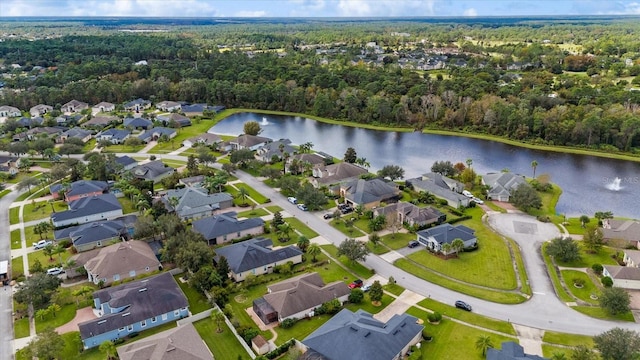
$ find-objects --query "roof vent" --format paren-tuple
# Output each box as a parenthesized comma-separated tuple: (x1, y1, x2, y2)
(122, 312, 131, 317)
(139, 288, 147, 292)
(364, 331, 371, 338)
(349, 326, 358, 332)
(393, 330, 400, 335)
(98, 320, 107, 325)
(166, 346, 176, 352)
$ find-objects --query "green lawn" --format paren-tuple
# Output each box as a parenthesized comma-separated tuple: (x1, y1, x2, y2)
(285, 217, 319, 239)
(11, 229, 22, 250)
(383, 283, 405, 296)
(23, 201, 69, 223)
(274, 313, 333, 346)
(541, 243, 574, 303)
(555, 244, 618, 268)
(148, 120, 219, 154)
(330, 218, 367, 237)
(560, 270, 600, 304)
(35, 303, 78, 333)
(571, 306, 635, 322)
(82, 139, 96, 152)
(542, 344, 573, 359)
(14, 318, 30, 339)
(265, 205, 283, 213)
(418, 298, 516, 336)
(25, 225, 47, 248)
(406, 307, 515, 360)
(161, 159, 187, 167)
(367, 241, 391, 255)
(0, 189, 11, 199)
(484, 201, 507, 213)
(237, 208, 269, 218)
(527, 184, 562, 220)
(11, 256, 24, 280)
(28, 248, 72, 270)
(15, 184, 48, 202)
(9, 207, 19, 225)
(174, 275, 211, 314)
(118, 197, 138, 214)
(321, 244, 374, 280)
(102, 144, 145, 153)
(233, 182, 270, 204)
(194, 317, 251, 360)
(381, 232, 415, 250)
(563, 217, 588, 235)
(542, 331, 594, 348)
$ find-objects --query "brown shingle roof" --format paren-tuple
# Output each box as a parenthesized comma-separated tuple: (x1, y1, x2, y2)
(84, 241, 160, 283)
(117, 323, 213, 360)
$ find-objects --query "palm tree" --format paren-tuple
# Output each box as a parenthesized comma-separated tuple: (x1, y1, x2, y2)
(418, 191, 436, 204)
(237, 187, 249, 205)
(277, 223, 292, 241)
(441, 243, 452, 256)
(369, 233, 380, 248)
(307, 243, 321, 262)
(550, 352, 567, 360)
(43, 244, 55, 261)
(99, 340, 117, 360)
(466, 158, 473, 169)
(531, 160, 538, 178)
(297, 236, 310, 252)
(211, 309, 226, 333)
(36, 308, 49, 321)
(168, 196, 179, 211)
(451, 238, 465, 256)
(475, 335, 494, 356)
(48, 303, 62, 318)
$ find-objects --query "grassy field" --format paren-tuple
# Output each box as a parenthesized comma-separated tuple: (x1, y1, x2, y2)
(555, 244, 618, 268)
(35, 303, 77, 333)
(9, 207, 19, 225)
(407, 307, 514, 360)
(102, 144, 145, 153)
(194, 318, 252, 360)
(561, 270, 600, 304)
(541, 243, 575, 303)
(380, 232, 415, 250)
(321, 244, 373, 280)
(237, 208, 269, 218)
(14, 318, 30, 339)
(265, 205, 283, 213)
(11, 229, 22, 250)
(233, 182, 270, 204)
(330, 218, 367, 237)
(542, 331, 594, 348)
(11, 256, 24, 279)
(383, 283, 405, 296)
(118, 196, 137, 214)
(418, 298, 516, 336)
(572, 306, 635, 322)
(148, 118, 218, 154)
(174, 275, 211, 314)
(542, 344, 573, 359)
(285, 217, 319, 239)
(28, 248, 72, 271)
(23, 201, 68, 223)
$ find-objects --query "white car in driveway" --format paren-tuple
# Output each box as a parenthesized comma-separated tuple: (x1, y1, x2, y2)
(46, 267, 65, 276)
(472, 197, 484, 205)
(462, 190, 474, 198)
(287, 197, 297, 204)
(34, 240, 53, 250)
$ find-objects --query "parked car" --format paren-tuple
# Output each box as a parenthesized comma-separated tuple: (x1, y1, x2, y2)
(34, 240, 53, 250)
(361, 283, 372, 292)
(455, 300, 472, 311)
(323, 213, 334, 219)
(462, 190, 474, 198)
(472, 197, 484, 205)
(408, 240, 420, 248)
(287, 197, 297, 204)
(297, 204, 308, 211)
(46, 267, 64, 276)
(338, 203, 353, 214)
(348, 279, 363, 289)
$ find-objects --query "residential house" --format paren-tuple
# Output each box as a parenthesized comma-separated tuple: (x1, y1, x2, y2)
(115, 156, 138, 171)
(51, 193, 123, 228)
(255, 139, 295, 163)
(286, 153, 326, 174)
(124, 117, 153, 130)
(253, 272, 350, 325)
(78, 272, 189, 349)
(61, 99, 89, 113)
(624, 250, 640, 268)
(311, 162, 368, 188)
(16, 116, 44, 128)
(373, 202, 445, 228)
(138, 127, 176, 143)
(157, 113, 192, 127)
(482, 172, 528, 202)
(162, 187, 233, 221)
(130, 160, 175, 183)
(602, 219, 640, 247)
(339, 178, 400, 209)
(92, 102, 115, 113)
(57, 128, 92, 144)
(124, 98, 151, 112)
(0, 155, 19, 176)
(55, 216, 136, 252)
(179, 175, 205, 187)
(406, 173, 470, 208)
(183, 133, 221, 148)
(96, 129, 131, 144)
(25, 126, 64, 141)
(487, 342, 548, 360)
(55, 114, 83, 126)
(214, 238, 303, 282)
(227, 134, 271, 151)
(117, 323, 213, 360)
(181, 103, 217, 117)
(417, 223, 477, 254)
(83, 241, 161, 285)
(50, 180, 109, 202)
(603, 265, 640, 290)
(301, 308, 423, 360)
(0, 105, 21, 118)
(82, 115, 119, 130)
(192, 212, 264, 245)
(29, 104, 53, 117)
(155, 101, 182, 112)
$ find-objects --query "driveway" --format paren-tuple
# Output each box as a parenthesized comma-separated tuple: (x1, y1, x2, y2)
(56, 307, 97, 334)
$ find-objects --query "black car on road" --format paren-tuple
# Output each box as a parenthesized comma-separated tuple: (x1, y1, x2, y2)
(455, 300, 472, 311)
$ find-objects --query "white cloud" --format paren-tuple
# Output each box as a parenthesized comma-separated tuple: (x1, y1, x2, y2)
(622, 2, 640, 14)
(1, 0, 220, 17)
(336, 0, 435, 16)
(234, 10, 267, 17)
(463, 7, 477, 16)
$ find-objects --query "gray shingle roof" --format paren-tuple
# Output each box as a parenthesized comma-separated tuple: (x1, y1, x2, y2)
(214, 238, 302, 274)
(63, 180, 109, 198)
(124, 117, 153, 128)
(138, 127, 176, 142)
(84, 241, 161, 282)
(61, 128, 92, 139)
(417, 223, 476, 244)
(341, 178, 399, 205)
(483, 172, 527, 198)
(157, 113, 192, 127)
(115, 155, 137, 168)
(79, 272, 187, 340)
(302, 309, 423, 360)
(131, 161, 174, 181)
(192, 212, 264, 241)
(406, 177, 469, 204)
(124, 98, 151, 109)
(164, 187, 232, 218)
(486, 342, 548, 360)
(99, 129, 130, 141)
(54, 219, 127, 245)
(51, 194, 122, 223)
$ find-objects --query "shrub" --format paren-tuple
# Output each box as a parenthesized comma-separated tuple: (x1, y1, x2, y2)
(536, 215, 551, 222)
(592, 264, 603, 275)
(280, 318, 297, 329)
(422, 328, 431, 340)
(573, 278, 585, 287)
(265, 339, 295, 359)
(427, 312, 442, 323)
(601, 276, 613, 287)
(348, 288, 364, 304)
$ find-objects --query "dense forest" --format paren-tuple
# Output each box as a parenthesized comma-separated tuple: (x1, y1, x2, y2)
(1, 18, 640, 152)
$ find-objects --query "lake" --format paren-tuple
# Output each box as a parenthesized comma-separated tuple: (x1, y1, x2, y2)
(211, 112, 640, 218)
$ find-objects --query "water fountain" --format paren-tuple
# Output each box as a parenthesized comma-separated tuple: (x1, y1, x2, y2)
(261, 117, 269, 126)
(606, 177, 622, 191)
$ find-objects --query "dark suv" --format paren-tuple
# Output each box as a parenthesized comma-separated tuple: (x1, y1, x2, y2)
(455, 300, 472, 311)
(408, 240, 419, 248)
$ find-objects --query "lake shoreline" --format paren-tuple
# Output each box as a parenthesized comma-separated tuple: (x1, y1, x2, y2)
(215, 108, 640, 163)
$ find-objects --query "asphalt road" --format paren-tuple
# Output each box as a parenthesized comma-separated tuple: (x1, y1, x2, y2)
(1, 190, 21, 360)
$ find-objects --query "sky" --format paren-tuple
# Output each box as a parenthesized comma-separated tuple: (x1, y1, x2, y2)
(1, 0, 640, 18)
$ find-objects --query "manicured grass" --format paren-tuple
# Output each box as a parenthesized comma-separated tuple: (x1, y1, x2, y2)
(15, 184, 48, 202)
(395, 258, 526, 304)
(542, 344, 573, 359)
(484, 201, 507, 213)
(149, 124, 217, 154)
(23, 201, 67, 223)
(572, 306, 635, 322)
(25, 225, 44, 247)
(560, 270, 600, 304)
(7, 171, 42, 184)
(330, 218, 367, 237)
(345, 293, 394, 314)
(233, 182, 270, 204)
(265, 205, 283, 213)
(527, 184, 562, 219)
(28, 248, 72, 271)
(563, 217, 587, 235)
(274, 314, 333, 346)
(509, 237, 531, 295)
(237, 208, 269, 218)
(9, 207, 19, 225)
(194, 317, 252, 360)
(161, 159, 187, 167)
(118, 196, 138, 214)
(285, 217, 319, 239)
(0, 188, 11, 199)
(11, 229, 22, 249)
(367, 241, 390, 255)
(541, 243, 575, 303)
(381, 232, 415, 250)
(14, 318, 30, 339)
(11, 256, 24, 279)
(406, 307, 515, 360)
(556, 244, 618, 268)
(174, 275, 210, 314)
(102, 144, 145, 153)
(542, 331, 594, 348)
(82, 139, 96, 152)
(321, 244, 374, 280)
(35, 303, 77, 333)
(383, 283, 405, 296)
(418, 298, 516, 336)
